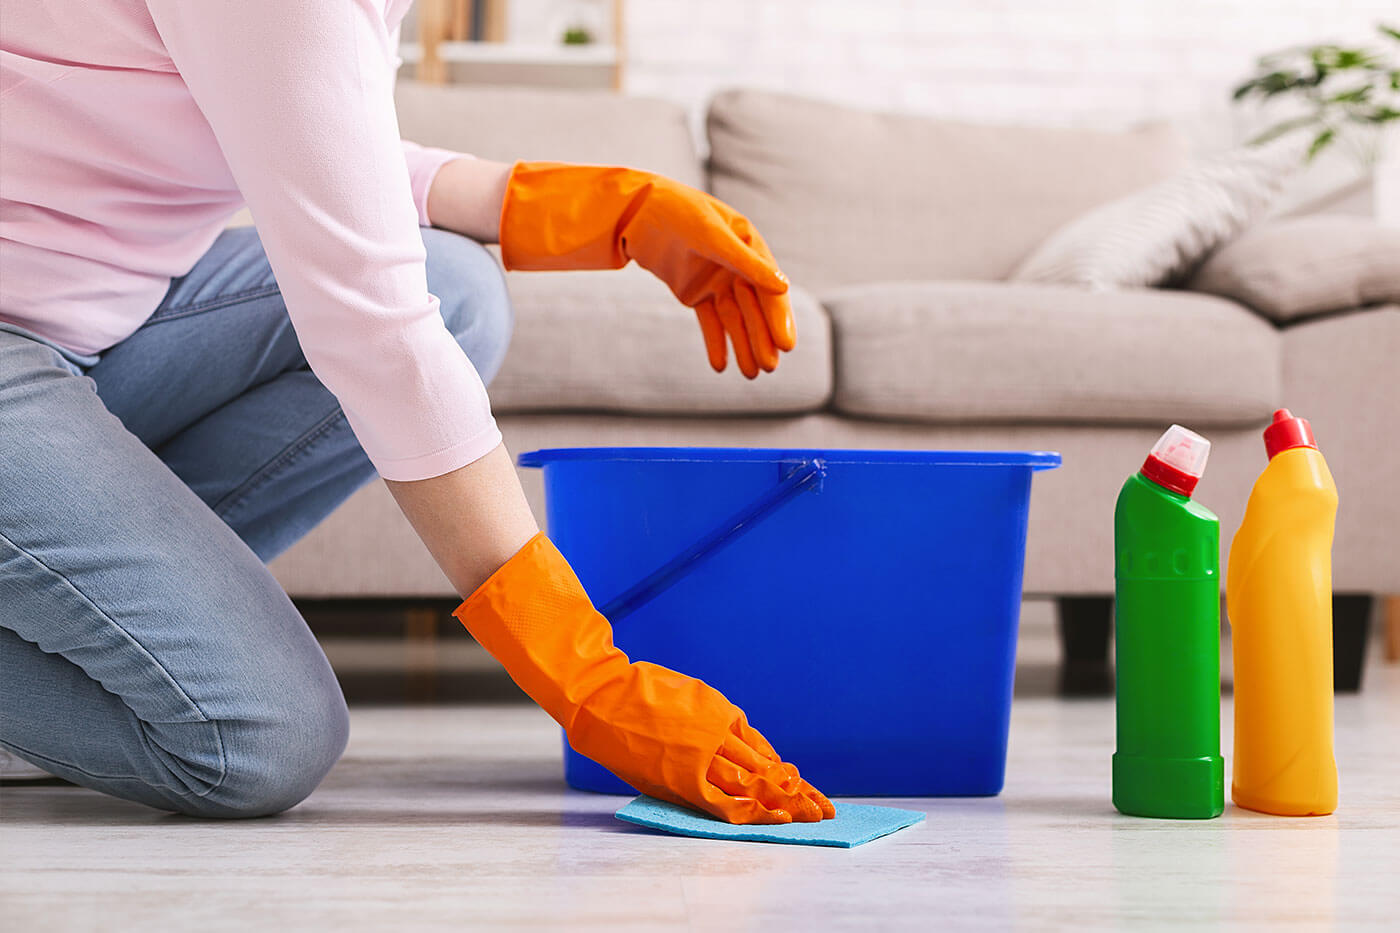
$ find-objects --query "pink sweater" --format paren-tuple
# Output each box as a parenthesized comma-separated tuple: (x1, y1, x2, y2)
(0, 0, 501, 481)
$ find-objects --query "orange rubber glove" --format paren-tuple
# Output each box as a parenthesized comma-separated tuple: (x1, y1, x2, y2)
(498, 161, 796, 379)
(453, 533, 834, 825)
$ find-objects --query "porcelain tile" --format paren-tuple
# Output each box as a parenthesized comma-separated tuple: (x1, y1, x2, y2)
(3, 664, 1397, 930)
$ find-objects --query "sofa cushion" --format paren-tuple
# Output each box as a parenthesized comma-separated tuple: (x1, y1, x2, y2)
(489, 265, 832, 415)
(825, 282, 1279, 426)
(707, 89, 1186, 291)
(395, 82, 703, 188)
(1011, 143, 1297, 290)
(1187, 217, 1400, 322)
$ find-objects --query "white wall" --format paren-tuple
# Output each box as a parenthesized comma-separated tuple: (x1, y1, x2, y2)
(617, 0, 1397, 210)
(622, 1, 1393, 142)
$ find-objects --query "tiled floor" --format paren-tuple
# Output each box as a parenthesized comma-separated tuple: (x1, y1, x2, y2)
(3, 657, 1396, 930)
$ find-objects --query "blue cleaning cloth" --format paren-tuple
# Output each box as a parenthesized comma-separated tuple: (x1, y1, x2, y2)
(614, 796, 925, 848)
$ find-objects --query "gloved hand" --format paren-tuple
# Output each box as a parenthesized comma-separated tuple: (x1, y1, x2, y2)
(497, 161, 796, 380)
(454, 532, 834, 825)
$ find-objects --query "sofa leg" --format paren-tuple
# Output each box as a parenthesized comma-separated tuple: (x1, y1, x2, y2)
(1053, 595, 1369, 695)
(1384, 596, 1400, 664)
(1057, 596, 1114, 697)
(404, 604, 442, 703)
(1333, 594, 1372, 694)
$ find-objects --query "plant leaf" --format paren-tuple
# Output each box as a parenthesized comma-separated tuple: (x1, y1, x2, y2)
(1257, 70, 1305, 96)
(1378, 23, 1400, 43)
(1328, 48, 1379, 70)
(1247, 114, 1323, 146)
(1329, 85, 1373, 104)
(1310, 45, 1340, 65)
(1306, 128, 1337, 161)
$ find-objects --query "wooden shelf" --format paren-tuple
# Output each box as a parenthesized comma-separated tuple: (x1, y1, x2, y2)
(399, 41, 618, 67)
(413, 0, 625, 89)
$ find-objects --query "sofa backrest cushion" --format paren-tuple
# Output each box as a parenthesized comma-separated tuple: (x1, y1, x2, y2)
(706, 89, 1187, 291)
(395, 82, 704, 189)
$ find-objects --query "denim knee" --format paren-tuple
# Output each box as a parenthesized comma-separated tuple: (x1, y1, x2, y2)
(422, 227, 515, 385)
(177, 679, 349, 819)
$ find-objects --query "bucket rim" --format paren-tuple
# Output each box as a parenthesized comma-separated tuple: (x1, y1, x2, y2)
(518, 446, 1061, 470)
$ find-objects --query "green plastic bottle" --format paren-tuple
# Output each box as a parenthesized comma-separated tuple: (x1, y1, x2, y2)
(1113, 424, 1224, 820)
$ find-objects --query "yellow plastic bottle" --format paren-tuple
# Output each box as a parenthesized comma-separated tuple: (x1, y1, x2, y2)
(1227, 408, 1339, 816)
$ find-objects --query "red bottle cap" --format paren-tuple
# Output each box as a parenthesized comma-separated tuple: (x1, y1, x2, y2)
(1141, 424, 1211, 497)
(1263, 408, 1317, 460)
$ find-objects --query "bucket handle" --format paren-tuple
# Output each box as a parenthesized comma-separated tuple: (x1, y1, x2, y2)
(600, 458, 827, 623)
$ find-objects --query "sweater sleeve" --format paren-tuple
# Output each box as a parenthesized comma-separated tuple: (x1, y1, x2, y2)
(146, 0, 500, 481)
(402, 141, 470, 228)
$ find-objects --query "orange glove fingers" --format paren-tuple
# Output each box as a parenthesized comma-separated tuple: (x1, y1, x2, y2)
(717, 730, 800, 791)
(717, 210, 790, 294)
(730, 718, 836, 819)
(706, 212, 790, 296)
(797, 779, 837, 820)
(706, 755, 824, 823)
(714, 732, 833, 822)
(758, 757, 836, 820)
(715, 293, 760, 380)
(701, 790, 794, 826)
(694, 300, 728, 373)
(733, 714, 783, 762)
(749, 283, 797, 353)
(734, 283, 779, 373)
(645, 785, 792, 826)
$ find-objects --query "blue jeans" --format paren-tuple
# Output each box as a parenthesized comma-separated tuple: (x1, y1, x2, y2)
(0, 226, 512, 817)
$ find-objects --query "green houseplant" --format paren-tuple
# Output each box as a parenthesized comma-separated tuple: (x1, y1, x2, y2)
(1234, 24, 1400, 163)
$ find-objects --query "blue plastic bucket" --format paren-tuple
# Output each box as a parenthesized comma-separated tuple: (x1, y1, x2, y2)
(518, 446, 1060, 797)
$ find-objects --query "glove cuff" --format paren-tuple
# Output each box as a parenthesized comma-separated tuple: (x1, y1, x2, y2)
(497, 161, 645, 272)
(452, 532, 629, 728)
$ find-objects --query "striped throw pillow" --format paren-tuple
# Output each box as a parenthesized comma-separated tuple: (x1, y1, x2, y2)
(1011, 141, 1300, 290)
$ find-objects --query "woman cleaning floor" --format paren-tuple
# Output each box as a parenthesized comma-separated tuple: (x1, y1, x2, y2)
(0, 0, 833, 825)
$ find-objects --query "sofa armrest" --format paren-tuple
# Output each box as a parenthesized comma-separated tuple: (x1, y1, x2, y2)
(1186, 216, 1400, 323)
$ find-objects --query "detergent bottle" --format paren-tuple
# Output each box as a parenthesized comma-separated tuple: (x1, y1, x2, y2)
(1113, 424, 1224, 819)
(1228, 408, 1339, 816)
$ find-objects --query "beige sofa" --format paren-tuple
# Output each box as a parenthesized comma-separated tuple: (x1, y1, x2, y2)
(271, 84, 1399, 682)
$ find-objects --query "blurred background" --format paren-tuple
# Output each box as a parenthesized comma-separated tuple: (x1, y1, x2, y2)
(291, 1, 1397, 703)
(404, 0, 1399, 220)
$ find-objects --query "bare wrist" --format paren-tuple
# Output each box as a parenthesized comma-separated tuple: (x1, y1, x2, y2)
(425, 157, 513, 243)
